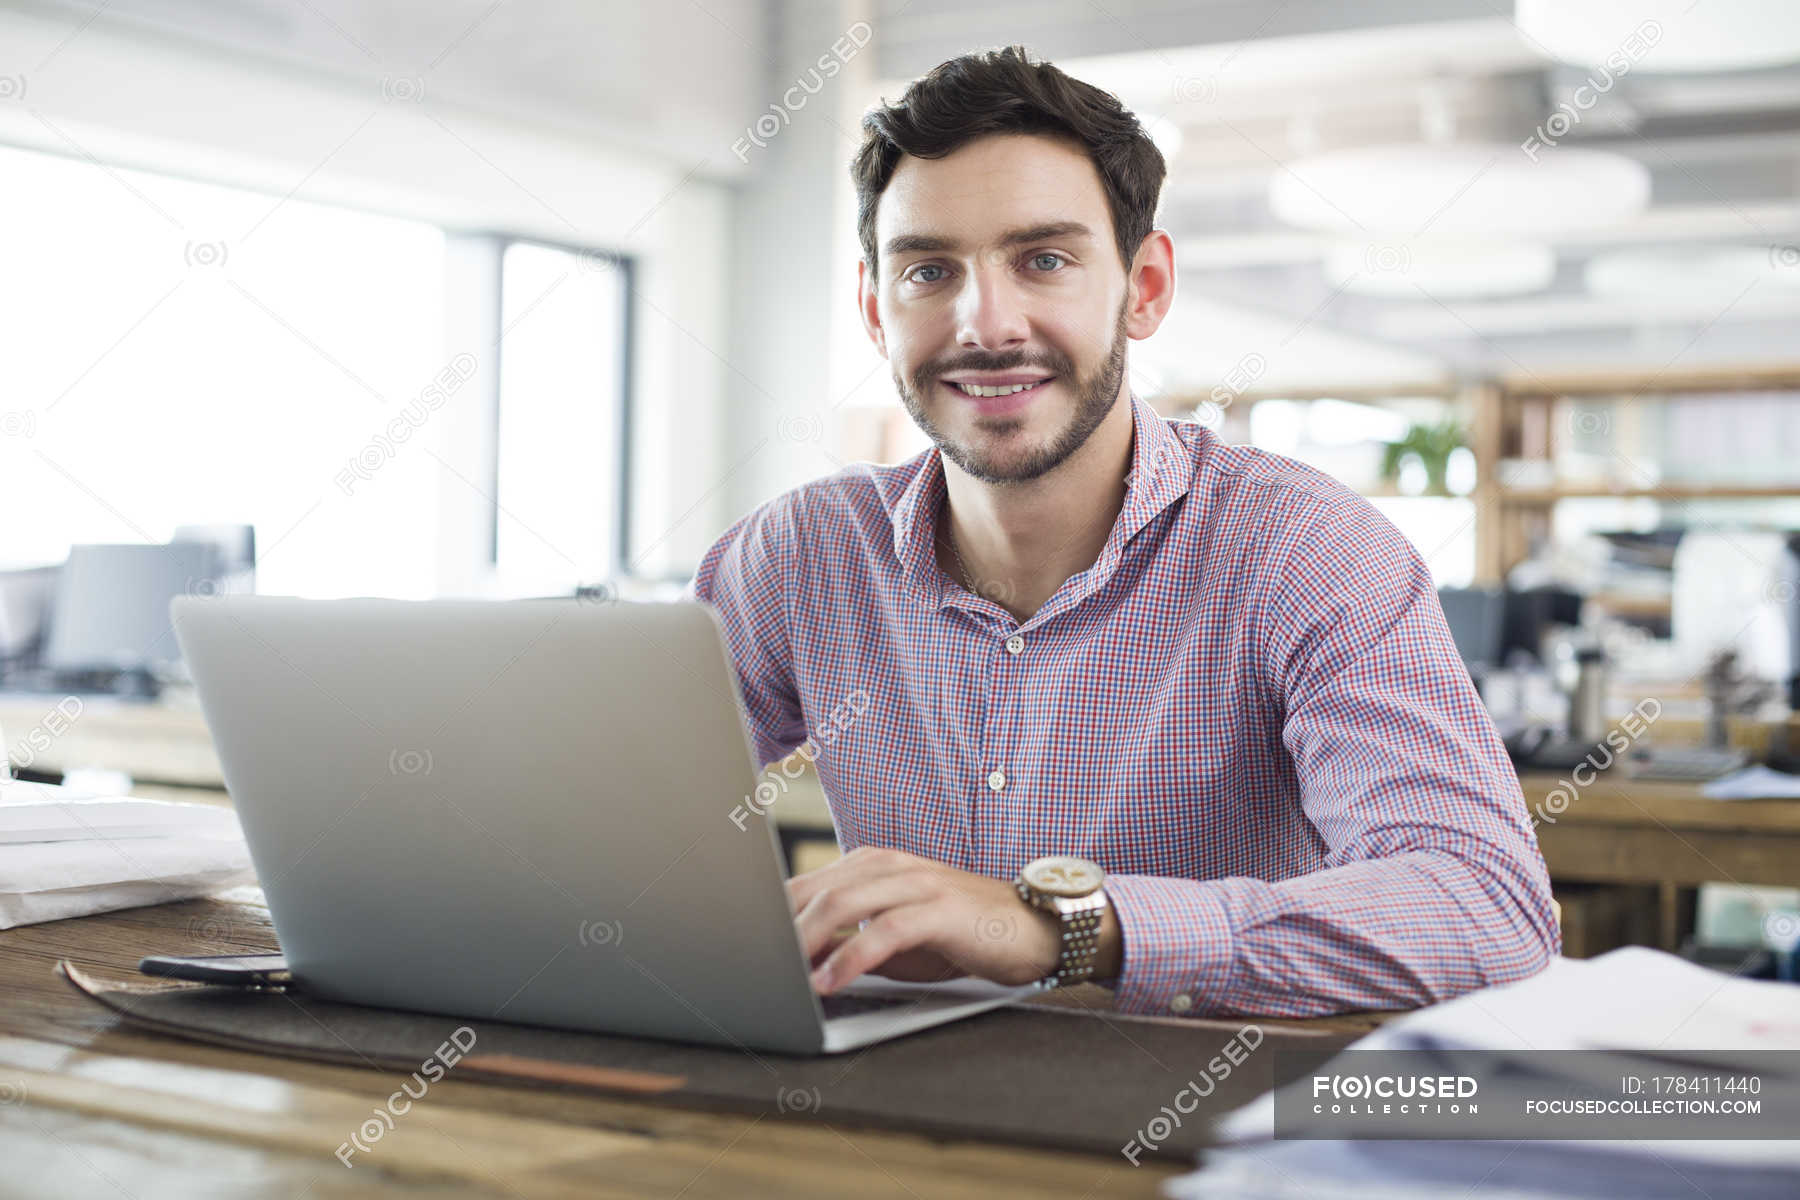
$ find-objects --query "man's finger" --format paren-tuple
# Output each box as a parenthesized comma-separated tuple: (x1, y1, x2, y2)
(795, 873, 933, 959)
(785, 845, 915, 913)
(809, 929, 853, 968)
(813, 903, 935, 993)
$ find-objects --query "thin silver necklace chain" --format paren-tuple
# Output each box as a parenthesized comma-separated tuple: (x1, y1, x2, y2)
(943, 521, 980, 597)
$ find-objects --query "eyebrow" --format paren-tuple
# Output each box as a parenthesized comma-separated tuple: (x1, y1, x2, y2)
(882, 220, 1096, 260)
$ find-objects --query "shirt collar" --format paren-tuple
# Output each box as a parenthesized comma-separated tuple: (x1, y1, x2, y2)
(890, 389, 1196, 616)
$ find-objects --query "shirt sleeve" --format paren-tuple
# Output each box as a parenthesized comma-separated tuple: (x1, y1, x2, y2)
(685, 490, 810, 771)
(1104, 490, 1561, 1018)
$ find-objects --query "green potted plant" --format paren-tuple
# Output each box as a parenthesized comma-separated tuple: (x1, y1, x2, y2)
(1380, 418, 1465, 496)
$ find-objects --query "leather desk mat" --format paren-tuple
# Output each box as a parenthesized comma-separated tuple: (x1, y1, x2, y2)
(60, 961, 1358, 1160)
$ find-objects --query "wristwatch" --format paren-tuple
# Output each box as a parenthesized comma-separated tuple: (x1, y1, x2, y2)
(1014, 855, 1110, 987)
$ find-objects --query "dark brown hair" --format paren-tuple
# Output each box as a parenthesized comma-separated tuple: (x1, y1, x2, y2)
(852, 45, 1166, 277)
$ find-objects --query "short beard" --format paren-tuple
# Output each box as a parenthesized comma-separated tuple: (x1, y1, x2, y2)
(896, 298, 1129, 484)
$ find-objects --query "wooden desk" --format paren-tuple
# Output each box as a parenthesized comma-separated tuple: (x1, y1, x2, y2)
(0, 693, 853, 852)
(12, 693, 1797, 946)
(0, 692, 222, 792)
(0, 893, 1391, 1197)
(1522, 772, 1800, 949)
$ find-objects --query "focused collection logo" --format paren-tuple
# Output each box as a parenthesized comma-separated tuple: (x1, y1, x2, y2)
(1310, 1073, 1480, 1116)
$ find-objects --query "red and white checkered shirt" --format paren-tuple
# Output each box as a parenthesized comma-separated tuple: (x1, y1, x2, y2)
(689, 391, 1560, 1018)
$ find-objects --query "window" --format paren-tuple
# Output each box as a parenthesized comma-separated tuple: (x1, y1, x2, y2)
(0, 141, 446, 596)
(0, 143, 635, 600)
(493, 241, 629, 596)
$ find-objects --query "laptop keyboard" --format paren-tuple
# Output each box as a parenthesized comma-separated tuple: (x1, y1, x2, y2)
(819, 990, 924, 1020)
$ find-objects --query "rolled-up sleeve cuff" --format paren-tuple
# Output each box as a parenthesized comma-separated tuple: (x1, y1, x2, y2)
(1103, 873, 1237, 1017)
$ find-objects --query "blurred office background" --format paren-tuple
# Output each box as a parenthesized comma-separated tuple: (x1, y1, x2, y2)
(2, 2, 1799, 959)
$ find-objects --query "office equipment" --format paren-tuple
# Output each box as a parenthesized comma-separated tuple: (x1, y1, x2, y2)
(1499, 585, 1582, 663)
(138, 952, 292, 987)
(41, 542, 218, 678)
(1693, 882, 1800, 947)
(1672, 529, 1792, 683)
(1679, 939, 1777, 979)
(1437, 586, 1505, 674)
(1630, 743, 1749, 781)
(0, 563, 59, 664)
(171, 595, 1039, 1055)
(1568, 645, 1607, 743)
(170, 524, 255, 595)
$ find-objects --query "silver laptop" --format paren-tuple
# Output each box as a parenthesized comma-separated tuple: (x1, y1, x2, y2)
(170, 595, 1040, 1054)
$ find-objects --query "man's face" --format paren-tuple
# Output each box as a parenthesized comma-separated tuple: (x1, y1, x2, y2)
(863, 133, 1134, 483)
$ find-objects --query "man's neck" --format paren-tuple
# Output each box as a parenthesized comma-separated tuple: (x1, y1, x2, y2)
(938, 392, 1134, 623)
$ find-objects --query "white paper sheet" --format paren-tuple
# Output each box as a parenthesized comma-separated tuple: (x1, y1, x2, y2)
(0, 778, 242, 843)
(0, 783, 255, 928)
(1212, 949, 1800, 1143)
(1174, 949, 1800, 1199)
(1702, 765, 1800, 801)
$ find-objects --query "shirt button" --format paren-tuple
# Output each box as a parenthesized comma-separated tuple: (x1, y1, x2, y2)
(1004, 634, 1025, 655)
(1170, 993, 1194, 1013)
(987, 769, 1007, 791)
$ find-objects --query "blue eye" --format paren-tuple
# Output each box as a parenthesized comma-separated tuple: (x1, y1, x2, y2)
(908, 264, 946, 284)
(1029, 252, 1066, 271)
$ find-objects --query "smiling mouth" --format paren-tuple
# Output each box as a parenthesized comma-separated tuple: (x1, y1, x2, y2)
(943, 377, 1054, 398)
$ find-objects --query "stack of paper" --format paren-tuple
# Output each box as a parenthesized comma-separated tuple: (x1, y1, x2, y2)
(1703, 765, 1800, 801)
(0, 778, 254, 929)
(1170, 949, 1800, 1199)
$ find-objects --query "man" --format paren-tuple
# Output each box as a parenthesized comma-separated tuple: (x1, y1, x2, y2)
(689, 46, 1559, 1018)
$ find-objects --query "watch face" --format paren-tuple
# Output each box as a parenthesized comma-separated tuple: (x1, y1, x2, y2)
(1022, 855, 1104, 898)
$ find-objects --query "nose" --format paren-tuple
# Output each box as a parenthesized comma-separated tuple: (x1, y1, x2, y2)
(953, 254, 1029, 352)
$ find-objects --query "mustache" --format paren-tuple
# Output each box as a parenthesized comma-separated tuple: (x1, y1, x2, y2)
(917, 356, 1070, 385)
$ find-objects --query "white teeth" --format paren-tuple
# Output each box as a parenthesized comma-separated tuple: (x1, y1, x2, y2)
(950, 379, 1048, 397)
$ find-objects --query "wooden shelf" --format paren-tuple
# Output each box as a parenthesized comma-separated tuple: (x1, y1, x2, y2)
(1152, 381, 1455, 413)
(1500, 361, 1800, 398)
(1588, 591, 1673, 618)
(1136, 364, 1800, 585)
(1362, 486, 1474, 500)
(1499, 483, 1800, 504)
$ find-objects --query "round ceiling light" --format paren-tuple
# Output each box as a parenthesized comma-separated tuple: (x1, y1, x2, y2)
(1324, 239, 1558, 299)
(1517, 0, 1800, 73)
(1270, 143, 1650, 235)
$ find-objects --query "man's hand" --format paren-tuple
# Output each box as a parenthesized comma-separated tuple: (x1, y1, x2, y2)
(786, 846, 1120, 994)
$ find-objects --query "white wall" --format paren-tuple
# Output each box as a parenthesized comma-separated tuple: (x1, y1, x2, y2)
(724, 0, 888, 519)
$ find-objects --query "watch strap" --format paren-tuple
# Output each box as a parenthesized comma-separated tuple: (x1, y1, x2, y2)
(1017, 881, 1109, 987)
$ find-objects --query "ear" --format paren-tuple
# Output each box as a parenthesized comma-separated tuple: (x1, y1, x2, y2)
(858, 257, 888, 359)
(1124, 230, 1176, 341)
